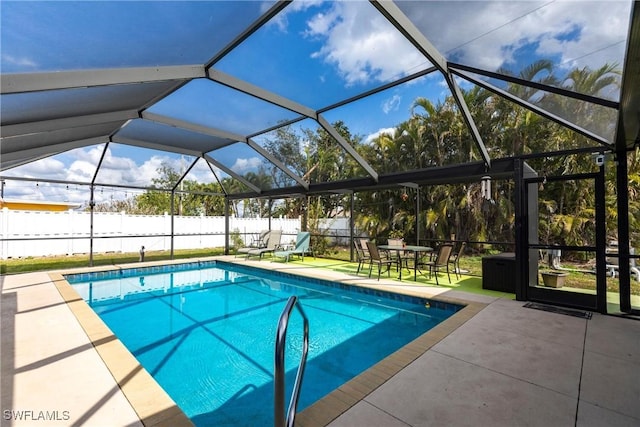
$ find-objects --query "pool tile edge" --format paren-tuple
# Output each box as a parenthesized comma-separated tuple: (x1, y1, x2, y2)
(48, 272, 194, 427)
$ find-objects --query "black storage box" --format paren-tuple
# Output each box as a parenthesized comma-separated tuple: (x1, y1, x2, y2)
(482, 253, 516, 293)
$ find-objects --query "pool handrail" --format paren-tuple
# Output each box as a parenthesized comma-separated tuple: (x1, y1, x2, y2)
(274, 296, 309, 427)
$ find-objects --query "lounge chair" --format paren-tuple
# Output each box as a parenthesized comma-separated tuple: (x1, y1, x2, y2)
(247, 230, 282, 260)
(273, 231, 312, 262)
(236, 230, 270, 257)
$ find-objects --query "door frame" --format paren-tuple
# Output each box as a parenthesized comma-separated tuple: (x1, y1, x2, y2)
(519, 169, 607, 312)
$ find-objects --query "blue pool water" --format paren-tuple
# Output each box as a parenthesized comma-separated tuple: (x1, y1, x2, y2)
(66, 261, 460, 426)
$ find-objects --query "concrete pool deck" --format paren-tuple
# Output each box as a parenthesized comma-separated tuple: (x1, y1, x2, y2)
(1, 256, 639, 426)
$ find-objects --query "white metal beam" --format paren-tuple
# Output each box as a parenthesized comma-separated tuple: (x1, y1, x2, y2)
(617, 1, 640, 150)
(446, 72, 491, 165)
(2, 110, 139, 137)
(0, 137, 107, 170)
(370, 0, 447, 72)
(203, 153, 262, 194)
(208, 68, 317, 118)
(316, 114, 378, 181)
(1, 65, 206, 94)
(246, 139, 309, 190)
(141, 111, 245, 142)
(112, 136, 204, 158)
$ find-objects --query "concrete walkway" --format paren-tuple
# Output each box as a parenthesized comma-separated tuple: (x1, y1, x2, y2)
(1, 257, 638, 426)
(323, 298, 640, 427)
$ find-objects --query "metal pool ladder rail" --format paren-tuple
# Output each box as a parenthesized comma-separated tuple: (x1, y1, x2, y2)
(274, 296, 309, 427)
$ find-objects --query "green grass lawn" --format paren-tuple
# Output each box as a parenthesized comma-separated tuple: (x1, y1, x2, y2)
(0, 248, 225, 274)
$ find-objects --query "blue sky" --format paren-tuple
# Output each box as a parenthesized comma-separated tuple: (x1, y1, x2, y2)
(1, 0, 632, 204)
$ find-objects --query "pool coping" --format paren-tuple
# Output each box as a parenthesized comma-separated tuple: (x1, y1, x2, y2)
(51, 256, 490, 426)
(48, 271, 194, 427)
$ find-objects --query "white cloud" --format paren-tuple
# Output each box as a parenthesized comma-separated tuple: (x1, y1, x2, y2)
(184, 160, 218, 184)
(66, 160, 97, 182)
(138, 156, 170, 184)
(65, 147, 170, 188)
(100, 149, 138, 172)
(269, 0, 324, 32)
(364, 127, 396, 145)
(71, 145, 105, 164)
(1, 53, 37, 68)
(382, 94, 401, 114)
(306, 2, 428, 86)
(534, 2, 629, 70)
(15, 157, 66, 180)
(232, 157, 262, 174)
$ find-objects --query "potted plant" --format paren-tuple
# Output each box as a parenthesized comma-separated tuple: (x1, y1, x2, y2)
(387, 229, 406, 248)
(540, 270, 568, 288)
(388, 229, 404, 239)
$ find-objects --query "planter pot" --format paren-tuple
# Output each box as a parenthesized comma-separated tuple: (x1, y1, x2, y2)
(541, 271, 568, 288)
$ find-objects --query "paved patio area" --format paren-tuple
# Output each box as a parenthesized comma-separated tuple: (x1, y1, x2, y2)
(1, 256, 638, 426)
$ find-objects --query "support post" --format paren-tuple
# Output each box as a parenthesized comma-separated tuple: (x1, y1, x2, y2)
(224, 197, 230, 255)
(350, 192, 355, 262)
(416, 187, 421, 245)
(89, 184, 95, 267)
(513, 159, 526, 301)
(616, 151, 632, 312)
(170, 190, 175, 259)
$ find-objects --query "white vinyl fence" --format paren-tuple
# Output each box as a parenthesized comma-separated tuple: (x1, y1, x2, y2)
(0, 208, 302, 259)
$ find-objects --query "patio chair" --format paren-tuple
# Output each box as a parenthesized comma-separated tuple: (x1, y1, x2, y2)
(365, 241, 395, 280)
(449, 241, 466, 279)
(354, 238, 371, 274)
(273, 231, 312, 262)
(420, 243, 454, 285)
(236, 230, 270, 257)
(387, 238, 412, 271)
(359, 238, 370, 257)
(247, 230, 282, 260)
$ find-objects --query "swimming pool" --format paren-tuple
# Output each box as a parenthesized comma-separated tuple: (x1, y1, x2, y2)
(66, 261, 461, 426)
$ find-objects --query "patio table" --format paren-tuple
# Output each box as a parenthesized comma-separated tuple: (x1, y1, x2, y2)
(378, 244, 433, 281)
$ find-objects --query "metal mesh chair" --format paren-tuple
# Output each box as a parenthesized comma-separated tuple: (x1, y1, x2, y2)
(449, 241, 466, 279)
(421, 244, 454, 285)
(365, 241, 394, 280)
(354, 238, 371, 274)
